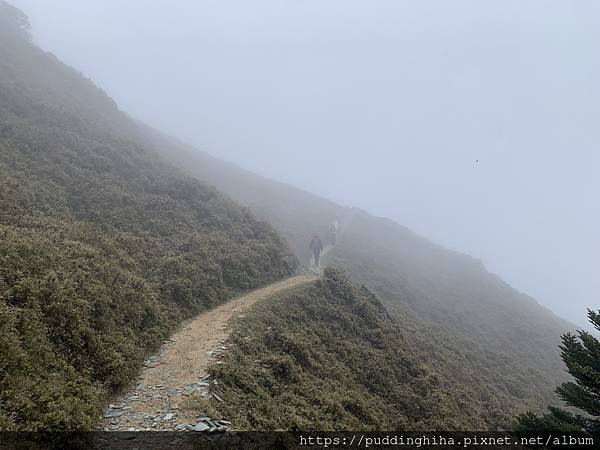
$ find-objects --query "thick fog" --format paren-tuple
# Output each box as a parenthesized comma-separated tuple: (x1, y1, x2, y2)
(13, 0, 598, 327)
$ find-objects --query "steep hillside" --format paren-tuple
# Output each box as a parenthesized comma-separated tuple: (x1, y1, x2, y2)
(0, 4, 295, 430)
(329, 212, 572, 419)
(133, 126, 351, 262)
(0, 0, 574, 431)
(144, 94, 574, 427)
(205, 269, 570, 431)
(210, 269, 495, 430)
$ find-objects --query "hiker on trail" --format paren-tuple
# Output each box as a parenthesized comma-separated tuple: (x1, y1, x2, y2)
(309, 234, 324, 267)
(329, 219, 339, 245)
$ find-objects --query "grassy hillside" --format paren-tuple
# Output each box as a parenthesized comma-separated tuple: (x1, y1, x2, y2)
(329, 212, 572, 419)
(209, 269, 515, 430)
(0, 4, 296, 430)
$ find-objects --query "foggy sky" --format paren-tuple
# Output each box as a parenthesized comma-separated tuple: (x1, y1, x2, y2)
(13, 0, 599, 326)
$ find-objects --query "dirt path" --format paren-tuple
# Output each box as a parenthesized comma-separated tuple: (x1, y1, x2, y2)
(99, 274, 316, 432)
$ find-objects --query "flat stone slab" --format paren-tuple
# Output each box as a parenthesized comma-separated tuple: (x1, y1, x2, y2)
(192, 422, 210, 432)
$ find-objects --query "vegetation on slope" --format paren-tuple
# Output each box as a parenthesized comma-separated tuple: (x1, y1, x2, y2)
(131, 127, 349, 263)
(0, 5, 296, 430)
(328, 211, 571, 411)
(209, 269, 501, 430)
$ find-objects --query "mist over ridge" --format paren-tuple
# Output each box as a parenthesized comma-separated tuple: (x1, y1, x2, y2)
(12, 0, 599, 326)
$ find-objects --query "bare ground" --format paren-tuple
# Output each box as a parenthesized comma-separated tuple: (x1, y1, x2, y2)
(99, 273, 316, 431)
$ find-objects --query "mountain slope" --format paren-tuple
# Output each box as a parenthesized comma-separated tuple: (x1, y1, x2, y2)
(0, 1, 574, 431)
(211, 269, 494, 430)
(142, 89, 574, 428)
(0, 4, 295, 430)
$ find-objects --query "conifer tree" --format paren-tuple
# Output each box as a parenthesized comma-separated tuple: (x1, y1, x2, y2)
(516, 309, 600, 433)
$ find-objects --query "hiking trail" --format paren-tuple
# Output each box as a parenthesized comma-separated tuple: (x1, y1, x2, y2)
(99, 274, 316, 432)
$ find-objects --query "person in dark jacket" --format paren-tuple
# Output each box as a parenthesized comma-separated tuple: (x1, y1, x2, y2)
(309, 234, 324, 267)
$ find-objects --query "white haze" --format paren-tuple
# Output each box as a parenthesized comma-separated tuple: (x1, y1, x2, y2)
(13, 0, 599, 327)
